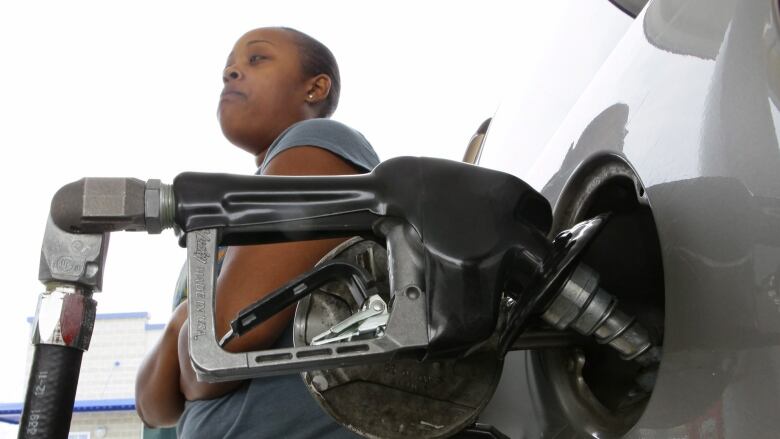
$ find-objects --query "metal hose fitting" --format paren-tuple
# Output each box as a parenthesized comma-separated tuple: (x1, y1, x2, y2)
(32, 283, 96, 351)
(144, 179, 176, 233)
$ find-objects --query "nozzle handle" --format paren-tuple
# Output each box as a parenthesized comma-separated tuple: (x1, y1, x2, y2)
(173, 171, 381, 246)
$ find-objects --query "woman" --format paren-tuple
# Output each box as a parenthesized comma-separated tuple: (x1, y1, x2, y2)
(135, 27, 378, 438)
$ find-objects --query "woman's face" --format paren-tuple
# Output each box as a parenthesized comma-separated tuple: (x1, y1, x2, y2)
(218, 28, 311, 156)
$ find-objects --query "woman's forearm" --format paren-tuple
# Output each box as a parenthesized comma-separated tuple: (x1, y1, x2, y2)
(135, 299, 245, 428)
(135, 302, 187, 428)
(177, 320, 245, 401)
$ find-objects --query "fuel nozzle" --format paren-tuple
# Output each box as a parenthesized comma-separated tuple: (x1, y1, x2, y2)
(541, 263, 658, 365)
(50, 177, 175, 234)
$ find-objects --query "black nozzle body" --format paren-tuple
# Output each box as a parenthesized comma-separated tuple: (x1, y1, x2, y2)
(173, 156, 553, 354)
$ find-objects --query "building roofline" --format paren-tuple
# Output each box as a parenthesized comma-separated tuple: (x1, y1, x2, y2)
(27, 312, 150, 324)
(0, 398, 136, 422)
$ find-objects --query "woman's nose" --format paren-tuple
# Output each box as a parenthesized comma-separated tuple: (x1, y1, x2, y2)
(223, 66, 243, 83)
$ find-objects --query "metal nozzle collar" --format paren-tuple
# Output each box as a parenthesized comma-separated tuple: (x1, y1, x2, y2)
(144, 179, 175, 234)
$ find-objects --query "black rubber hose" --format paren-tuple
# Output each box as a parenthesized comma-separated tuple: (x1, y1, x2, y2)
(18, 344, 83, 439)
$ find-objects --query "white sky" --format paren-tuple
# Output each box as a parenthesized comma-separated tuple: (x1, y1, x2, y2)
(0, 0, 630, 415)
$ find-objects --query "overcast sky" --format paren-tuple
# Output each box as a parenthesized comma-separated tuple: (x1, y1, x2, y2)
(0, 0, 631, 418)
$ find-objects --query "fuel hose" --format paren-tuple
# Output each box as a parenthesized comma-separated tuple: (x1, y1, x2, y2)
(18, 344, 83, 439)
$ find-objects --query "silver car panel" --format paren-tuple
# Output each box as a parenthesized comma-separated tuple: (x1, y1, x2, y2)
(480, 0, 780, 437)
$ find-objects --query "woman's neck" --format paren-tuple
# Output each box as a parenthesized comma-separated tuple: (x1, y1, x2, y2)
(252, 115, 317, 169)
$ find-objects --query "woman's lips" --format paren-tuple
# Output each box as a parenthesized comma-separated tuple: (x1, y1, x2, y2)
(220, 89, 247, 101)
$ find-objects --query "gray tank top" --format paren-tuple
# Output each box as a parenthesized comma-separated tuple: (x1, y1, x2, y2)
(177, 118, 379, 439)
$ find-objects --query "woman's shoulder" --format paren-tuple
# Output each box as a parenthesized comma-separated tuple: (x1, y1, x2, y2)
(260, 118, 380, 174)
(283, 118, 363, 138)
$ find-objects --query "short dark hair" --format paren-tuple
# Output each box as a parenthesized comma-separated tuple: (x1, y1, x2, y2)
(281, 27, 341, 118)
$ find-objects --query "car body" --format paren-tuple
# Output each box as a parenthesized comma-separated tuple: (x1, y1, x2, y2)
(476, 0, 780, 437)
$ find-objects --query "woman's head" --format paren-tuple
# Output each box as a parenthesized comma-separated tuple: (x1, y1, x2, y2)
(218, 27, 340, 157)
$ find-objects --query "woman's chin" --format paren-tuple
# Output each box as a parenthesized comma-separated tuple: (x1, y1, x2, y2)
(217, 103, 238, 125)
(219, 128, 262, 156)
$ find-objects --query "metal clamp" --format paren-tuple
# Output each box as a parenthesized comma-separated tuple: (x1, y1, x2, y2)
(310, 294, 390, 345)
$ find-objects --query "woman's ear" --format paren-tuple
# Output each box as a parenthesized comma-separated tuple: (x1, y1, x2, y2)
(305, 74, 332, 104)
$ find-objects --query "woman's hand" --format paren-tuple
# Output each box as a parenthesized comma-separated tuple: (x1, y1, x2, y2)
(135, 301, 188, 428)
